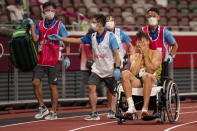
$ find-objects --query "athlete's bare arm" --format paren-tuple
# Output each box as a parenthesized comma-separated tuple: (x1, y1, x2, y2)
(128, 43, 135, 55)
(130, 53, 143, 76)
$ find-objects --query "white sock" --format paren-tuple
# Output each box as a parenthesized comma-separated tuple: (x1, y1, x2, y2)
(127, 97, 135, 109)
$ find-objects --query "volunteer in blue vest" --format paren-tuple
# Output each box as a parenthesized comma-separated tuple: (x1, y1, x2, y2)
(48, 14, 121, 121)
(141, 7, 178, 63)
(28, 1, 70, 120)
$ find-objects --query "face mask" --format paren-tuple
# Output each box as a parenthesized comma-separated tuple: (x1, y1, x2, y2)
(44, 11, 55, 20)
(148, 17, 158, 26)
(105, 21, 115, 30)
(91, 23, 98, 31)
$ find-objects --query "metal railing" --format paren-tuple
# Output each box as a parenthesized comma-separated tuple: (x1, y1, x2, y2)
(0, 23, 197, 32)
(171, 52, 197, 93)
(0, 41, 197, 104)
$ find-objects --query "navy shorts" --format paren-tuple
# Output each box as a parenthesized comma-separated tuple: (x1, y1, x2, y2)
(88, 72, 117, 94)
(32, 62, 60, 85)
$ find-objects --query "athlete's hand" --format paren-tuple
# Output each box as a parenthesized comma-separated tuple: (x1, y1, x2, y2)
(64, 58, 70, 69)
(48, 34, 62, 41)
(139, 42, 148, 56)
(114, 68, 121, 81)
(27, 18, 34, 24)
(166, 54, 173, 63)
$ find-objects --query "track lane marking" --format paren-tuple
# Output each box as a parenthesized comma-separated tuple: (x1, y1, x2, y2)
(163, 121, 197, 131)
(68, 121, 116, 131)
(68, 110, 197, 131)
(1, 105, 197, 128)
(0, 114, 106, 128)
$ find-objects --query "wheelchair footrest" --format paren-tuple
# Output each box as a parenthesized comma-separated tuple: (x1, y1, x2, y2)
(142, 113, 160, 121)
(116, 114, 136, 120)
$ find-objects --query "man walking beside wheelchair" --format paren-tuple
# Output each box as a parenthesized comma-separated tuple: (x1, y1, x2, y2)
(121, 31, 162, 119)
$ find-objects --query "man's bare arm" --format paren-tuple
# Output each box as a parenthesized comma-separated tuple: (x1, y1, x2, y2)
(65, 43, 70, 59)
(144, 50, 162, 74)
(62, 37, 83, 44)
(30, 24, 39, 43)
(113, 49, 121, 68)
(170, 42, 178, 56)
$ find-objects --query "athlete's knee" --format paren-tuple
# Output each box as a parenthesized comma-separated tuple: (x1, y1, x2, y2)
(32, 79, 40, 88)
(89, 85, 96, 93)
(122, 70, 131, 80)
(142, 72, 152, 81)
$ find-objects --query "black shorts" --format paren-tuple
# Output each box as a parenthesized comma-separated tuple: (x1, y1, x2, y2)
(32, 62, 60, 85)
(88, 72, 117, 94)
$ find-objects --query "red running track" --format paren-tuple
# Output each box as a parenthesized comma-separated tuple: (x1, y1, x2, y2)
(0, 101, 197, 131)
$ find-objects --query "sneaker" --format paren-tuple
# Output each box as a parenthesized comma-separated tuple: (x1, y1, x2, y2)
(34, 106, 49, 119)
(84, 112, 100, 121)
(45, 111, 58, 120)
(126, 107, 137, 117)
(107, 110, 116, 119)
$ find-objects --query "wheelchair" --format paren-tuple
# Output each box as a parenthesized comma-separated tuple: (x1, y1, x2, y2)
(115, 61, 180, 124)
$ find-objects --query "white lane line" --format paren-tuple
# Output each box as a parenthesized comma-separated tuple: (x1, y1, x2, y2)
(1, 105, 197, 128)
(68, 110, 197, 131)
(180, 105, 197, 109)
(69, 121, 116, 131)
(0, 114, 106, 128)
(180, 111, 197, 115)
(163, 121, 197, 131)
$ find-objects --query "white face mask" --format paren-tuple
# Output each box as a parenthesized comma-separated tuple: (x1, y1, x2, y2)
(91, 23, 98, 31)
(44, 11, 55, 20)
(148, 17, 158, 26)
(105, 21, 115, 30)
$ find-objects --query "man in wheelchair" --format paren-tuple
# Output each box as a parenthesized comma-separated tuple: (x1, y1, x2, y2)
(121, 31, 162, 119)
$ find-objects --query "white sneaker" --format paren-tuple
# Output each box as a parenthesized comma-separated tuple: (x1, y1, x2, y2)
(107, 110, 116, 119)
(126, 107, 137, 116)
(34, 106, 49, 119)
(84, 112, 100, 121)
(45, 111, 58, 120)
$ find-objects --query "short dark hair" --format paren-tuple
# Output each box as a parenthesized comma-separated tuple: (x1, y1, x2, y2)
(95, 14, 106, 27)
(106, 15, 114, 20)
(92, 14, 99, 19)
(147, 7, 160, 15)
(42, 1, 56, 10)
(135, 31, 149, 41)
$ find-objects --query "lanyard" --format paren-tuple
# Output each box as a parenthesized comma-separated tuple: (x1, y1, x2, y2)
(43, 19, 55, 39)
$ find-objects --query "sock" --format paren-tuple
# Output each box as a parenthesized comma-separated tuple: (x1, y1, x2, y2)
(127, 97, 135, 109)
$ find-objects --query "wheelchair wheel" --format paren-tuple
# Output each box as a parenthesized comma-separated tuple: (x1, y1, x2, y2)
(165, 80, 180, 123)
